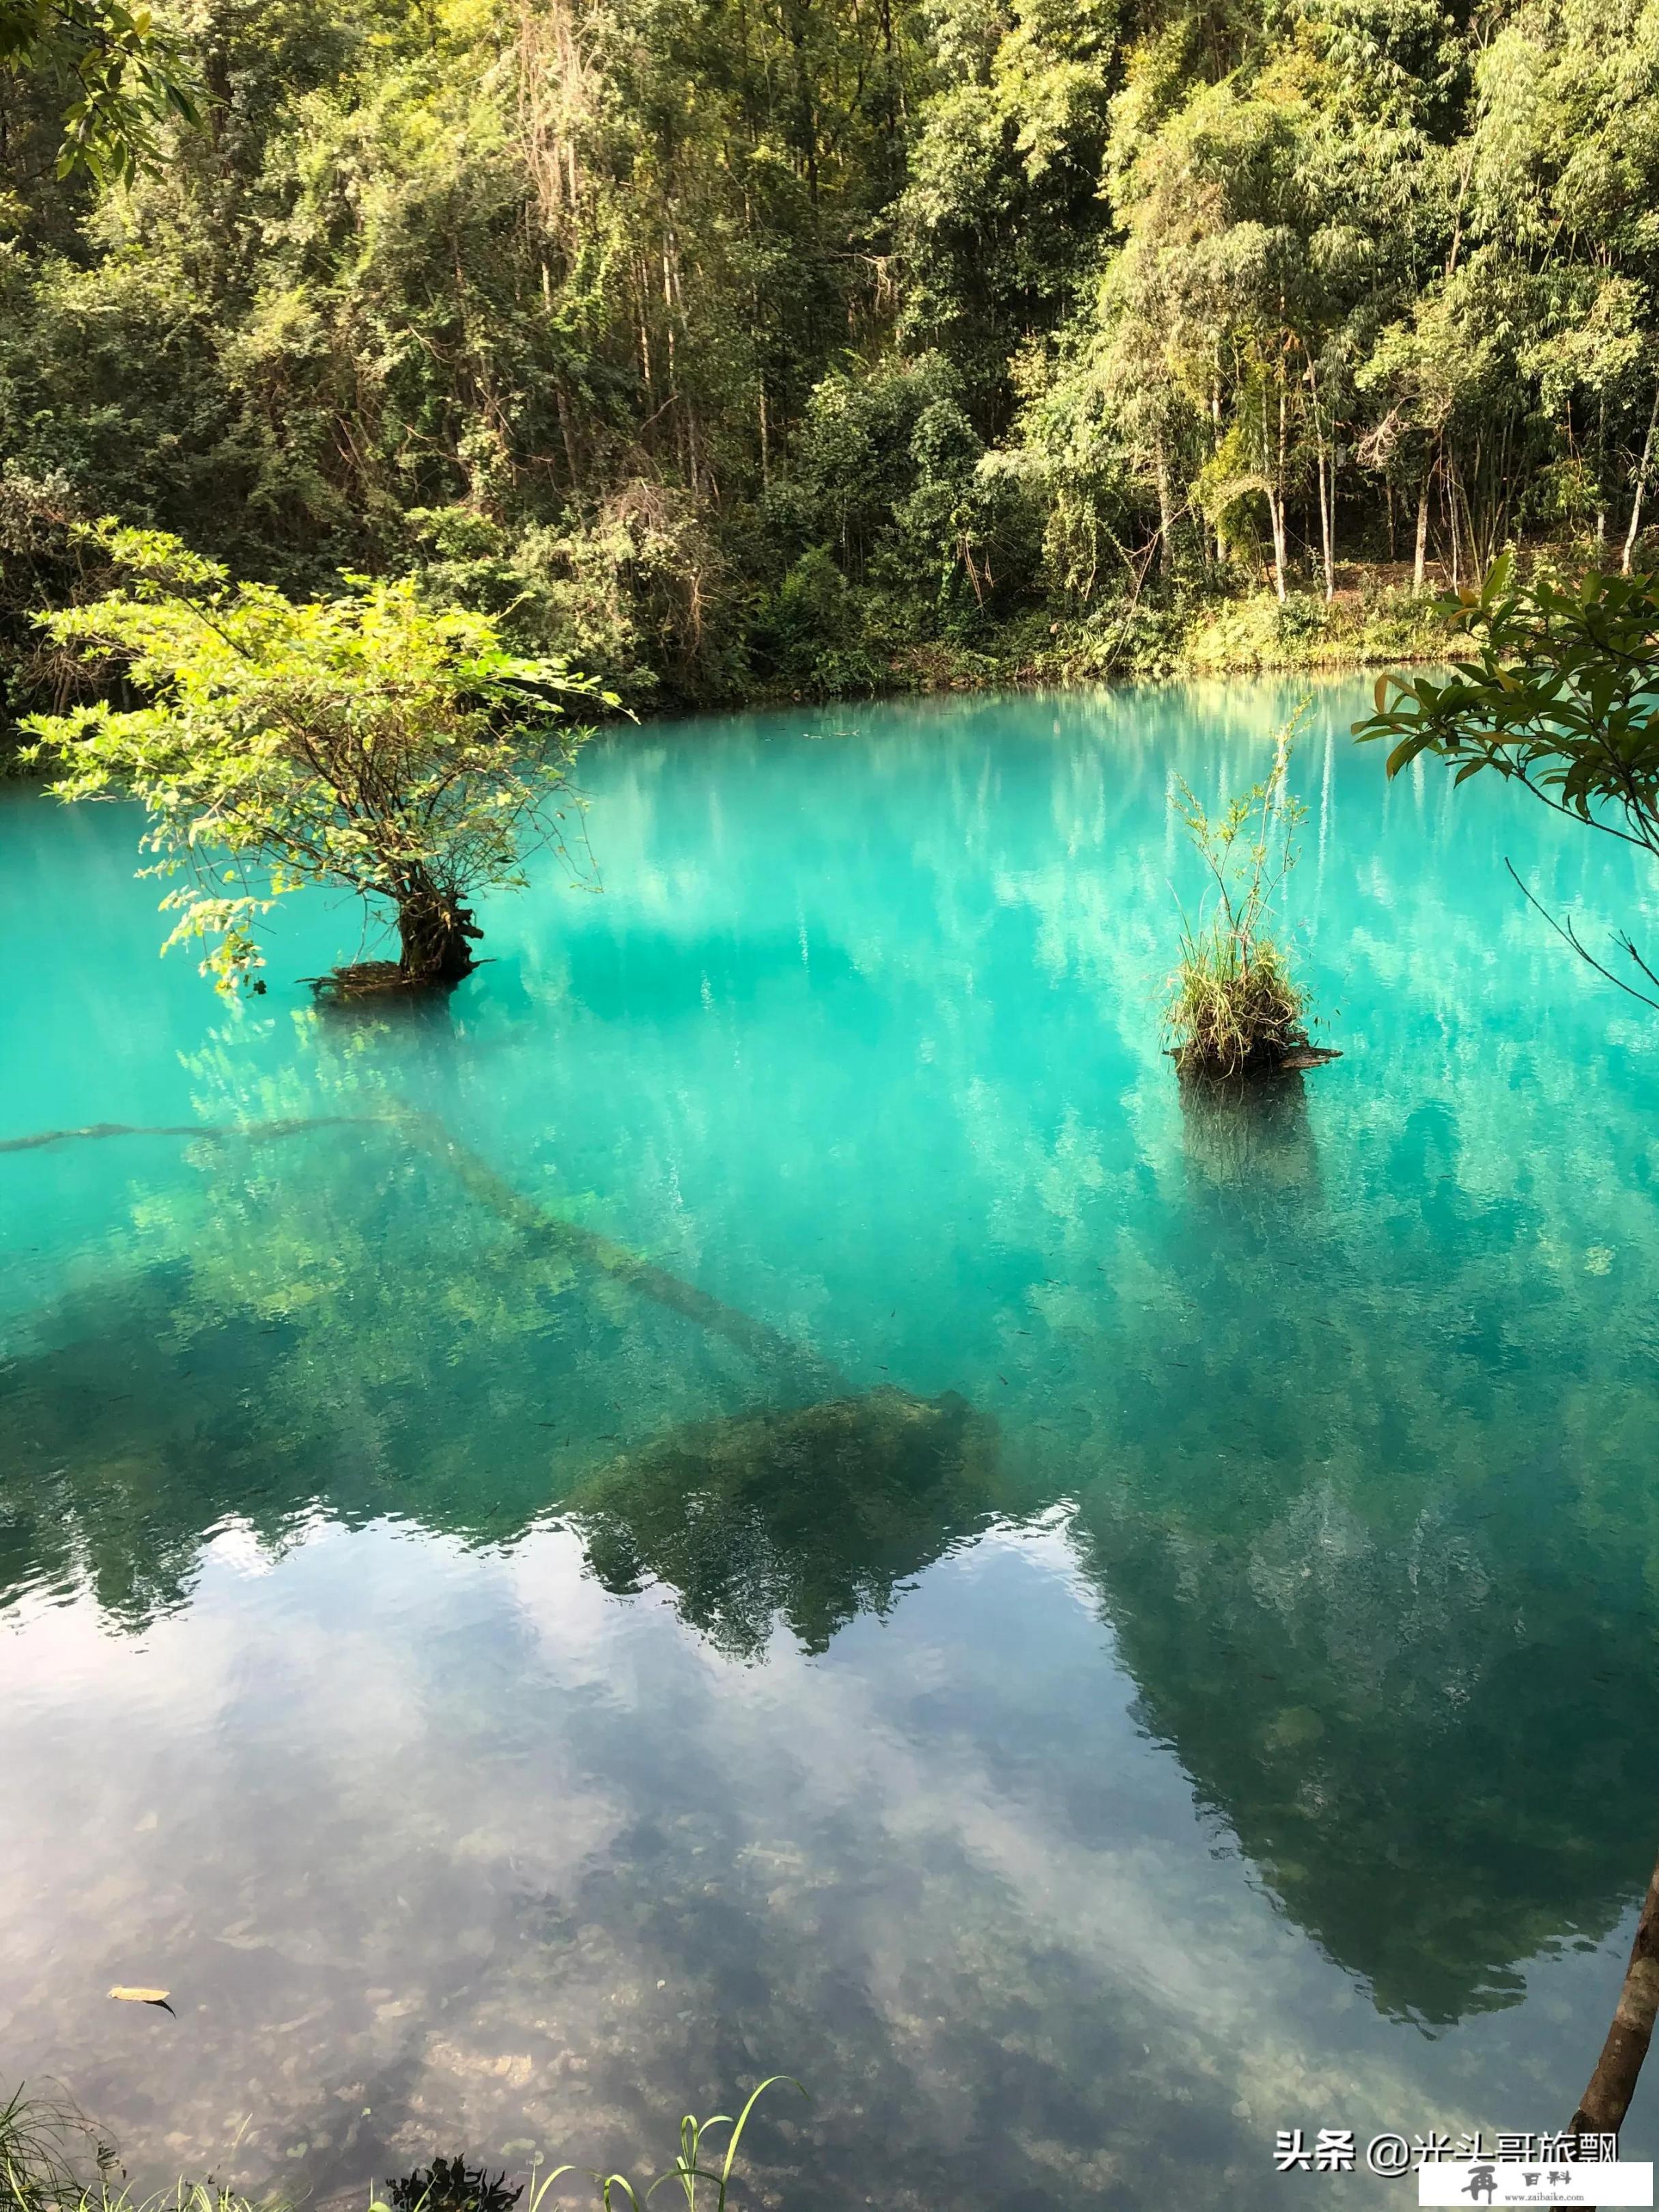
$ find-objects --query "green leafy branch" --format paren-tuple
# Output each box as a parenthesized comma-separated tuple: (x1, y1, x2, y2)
(1356, 553, 1659, 1003)
(0, 0, 200, 183)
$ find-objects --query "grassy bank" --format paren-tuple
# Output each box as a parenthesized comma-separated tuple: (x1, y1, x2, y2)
(841, 576, 1456, 702)
(1, 2084, 795, 2212)
(0, 567, 1456, 782)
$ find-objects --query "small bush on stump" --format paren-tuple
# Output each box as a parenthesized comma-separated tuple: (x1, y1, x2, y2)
(24, 524, 613, 994)
(1165, 727, 1327, 1081)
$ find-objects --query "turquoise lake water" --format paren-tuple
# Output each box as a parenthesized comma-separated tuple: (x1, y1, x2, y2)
(3, 675, 1659, 2207)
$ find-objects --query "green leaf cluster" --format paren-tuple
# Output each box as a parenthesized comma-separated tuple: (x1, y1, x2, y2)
(0, 0, 198, 181)
(1358, 555, 1659, 855)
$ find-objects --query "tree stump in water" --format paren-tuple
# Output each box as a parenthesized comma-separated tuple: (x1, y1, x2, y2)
(309, 893, 482, 999)
(1169, 1038, 1342, 1081)
(397, 892, 481, 983)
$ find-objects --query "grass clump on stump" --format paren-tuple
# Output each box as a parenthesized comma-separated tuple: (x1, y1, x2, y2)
(23, 523, 612, 997)
(1165, 727, 1329, 1082)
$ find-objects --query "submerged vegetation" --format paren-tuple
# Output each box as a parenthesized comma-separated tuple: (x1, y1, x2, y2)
(1164, 730, 1324, 1081)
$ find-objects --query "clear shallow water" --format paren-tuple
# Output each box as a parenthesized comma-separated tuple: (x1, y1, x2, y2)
(3, 677, 1659, 2209)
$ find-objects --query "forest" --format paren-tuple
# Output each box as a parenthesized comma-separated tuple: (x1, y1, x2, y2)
(1, 0, 1655, 722)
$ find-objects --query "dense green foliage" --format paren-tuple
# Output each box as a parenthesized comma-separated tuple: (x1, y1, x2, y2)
(1361, 558, 1659, 850)
(1, 0, 1657, 712)
(25, 523, 606, 987)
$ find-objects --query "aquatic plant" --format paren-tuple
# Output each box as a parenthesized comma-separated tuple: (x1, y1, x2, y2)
(1, 2088, 100, 2212)
(22, 526, 612, 995)
(513, 2079, 802, 2212)
(1163, 728, 1321, 1081)
(0, 2088, 255, 2212)
(2, 2081, 802, 2212)
(385, 2161, 520, 2212)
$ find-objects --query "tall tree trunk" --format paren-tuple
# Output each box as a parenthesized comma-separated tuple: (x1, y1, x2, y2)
(1306, 352, 1335, 601)
(1624, 386, 1659, 574)
(1277, 365, 1290, 598)
(1154, 433, 1174, 574)
(1212, 371, 1225, 567)
(1571, 1846, 1659, 2141)
(1266, 487, 1288, 601)
(784, 0, 819, 209)
(1413, 464, 1432, 595)
(1261, 383, 1287, 600)
(1457, 461, 1481, 571)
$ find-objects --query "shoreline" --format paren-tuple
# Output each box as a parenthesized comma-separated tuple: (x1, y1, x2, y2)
(1, 577, 1456, 774)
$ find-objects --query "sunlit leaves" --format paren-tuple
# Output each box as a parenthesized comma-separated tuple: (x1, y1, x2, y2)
(0, 0, 199, 182)
(1355, 558, 1659, 856)
(22, 523, 610, 989)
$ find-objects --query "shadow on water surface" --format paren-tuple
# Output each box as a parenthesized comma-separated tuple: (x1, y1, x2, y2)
(1177, 1066, 1325, 1209)
(572, 1385, 1002, 1656)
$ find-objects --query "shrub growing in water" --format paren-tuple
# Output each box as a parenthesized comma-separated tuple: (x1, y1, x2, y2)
(1164, 728, 1317, 1080)
(23, 524, 612, 995)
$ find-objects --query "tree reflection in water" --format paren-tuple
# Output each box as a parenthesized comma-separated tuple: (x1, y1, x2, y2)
(5, 1081, 1659, 2045)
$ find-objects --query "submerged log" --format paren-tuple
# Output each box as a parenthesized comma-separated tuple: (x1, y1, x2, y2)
(0, 1105, 844, 1396)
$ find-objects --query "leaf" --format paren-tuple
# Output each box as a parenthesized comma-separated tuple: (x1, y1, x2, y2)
(109, 1985, 172, 2005)
(1373, 672, 1390, 713)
